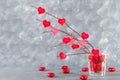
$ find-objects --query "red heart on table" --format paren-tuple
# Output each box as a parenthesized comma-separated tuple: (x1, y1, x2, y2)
(38, 66, 46, 71)
(42, 20, 51, 28)
(51, 27, 59, 35)
(80, 74, 88, 80)
(108, 67, 116, 72)
(62, 69, 70, 74)
(47, 72, 55, 78)
(62, 37, 71, 44)
(71, 44, 79, 49)
(59, 52, 67, 60)
(81, 32, 89, 39)
(58, 18, 66, 25)
(91, 49, 100, 55)
(37, 7, 45, 14)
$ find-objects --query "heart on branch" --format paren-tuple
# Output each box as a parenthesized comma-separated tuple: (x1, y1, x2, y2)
(81, 32, 89, 39)
(58, 18, 66, 26)
(62, 37, 71, 45)
(91, 49, 100, 55)
(42, 20, 51, 28)
(37, 7, 45, 14)
(59, 52, 67, 60)
(71, 44, 80, 49)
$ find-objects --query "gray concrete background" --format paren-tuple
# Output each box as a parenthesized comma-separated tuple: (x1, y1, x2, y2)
(0, 0, 120, 71)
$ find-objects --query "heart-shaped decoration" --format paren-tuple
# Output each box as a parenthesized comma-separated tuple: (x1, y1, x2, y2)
(80, 74, 88, 80)
(78, 40, 86, 46)
(42, 20, 51, 28)
(71, 44, 79, 49)
(37, 7, 45, 14)
(62, 69, 70, 74)
(51, 27, 59, 35)
(108, 67, 116, 72)
(59, 52, 67, 60)
(91, 49, 100, 55)
(47, 72, 55, 77)
(38, 66, 46, 71)
(58, 18, 66, 26)
(62, 37, 71, 44)
(81, 32, 89, 39)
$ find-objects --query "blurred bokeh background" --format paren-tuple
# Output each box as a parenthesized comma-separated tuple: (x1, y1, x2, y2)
(0, 0, 120, 71)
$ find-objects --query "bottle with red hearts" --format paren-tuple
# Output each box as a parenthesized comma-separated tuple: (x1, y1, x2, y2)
(88, 52, 106, 76)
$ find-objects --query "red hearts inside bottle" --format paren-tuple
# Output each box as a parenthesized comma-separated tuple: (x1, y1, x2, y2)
(88, 54, 105, 73)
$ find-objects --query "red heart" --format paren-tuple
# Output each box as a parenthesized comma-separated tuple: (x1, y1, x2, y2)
(59, 52, 67, 60)
(62, 37, 71, 44)
(38, 66, 46, 71)
(71, 44, 79, 49)
(58, 18, 66, 25)
(37, 7, 45, 14)
(42, 20, 51, 28)
(108, 67, 116, 72)
(61, 65, 69, 69)
(81, 32, 89, 39)
(82, 67, 89, 72)
(47, 72, 55, 78)
(91, 49, 100, 55)
(62, 69, 70, 74)
(80, 74, 88, 80)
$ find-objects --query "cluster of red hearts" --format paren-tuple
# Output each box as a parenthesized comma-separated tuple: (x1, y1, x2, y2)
(33, 6, 116, 79)
(38, 66, 116, 80)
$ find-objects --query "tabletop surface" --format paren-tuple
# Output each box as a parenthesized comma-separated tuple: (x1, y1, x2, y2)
(0, 69, 119, 80)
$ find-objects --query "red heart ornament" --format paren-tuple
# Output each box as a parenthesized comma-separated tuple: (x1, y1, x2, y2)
(62, 69, 70, 74)
(62, 37, 71, 44)
(58, 18, 66, 25)
(80, 74, 88, 80)
(47, 72, 55, 78)
(71, 44, 79, 49)
(61, 65, 69, 69)
(38, 66, 46, 71)
(59, 52, 67, 60)
(42, 20, 51, 28)
(108, 67, 116, 72)
(82, 67, 89, 72)
(91, 49, 100, 55)
(37, 7, 45, 14)
(81, 32, 89, 39)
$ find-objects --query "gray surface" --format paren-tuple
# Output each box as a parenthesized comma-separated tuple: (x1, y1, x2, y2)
(0, 0, 120, 70)
(0, 69, 120, 80)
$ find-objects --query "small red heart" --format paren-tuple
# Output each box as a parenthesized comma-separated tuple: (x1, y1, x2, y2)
(82, 67, 89, 72)
(62, 37, 71, 44)
(81, 32, 89, 39)
(108, 67, 116, 72)
(47, 72, 55, 78)
(62, 69, 70, 74)
(80, 74, 88, 80)
(37, 7, 45, 14)
(42, 20, 51, 28)
(61, 65, 69, 69)
(71, 44, 79, 49)
(38, 66, 46, 71)
(58, 18, 66, 25)
(91, 49, 100, 55)
(59, 52, 67, 60)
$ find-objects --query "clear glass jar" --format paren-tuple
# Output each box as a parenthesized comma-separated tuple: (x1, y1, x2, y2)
(88, 54, 106, 76)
